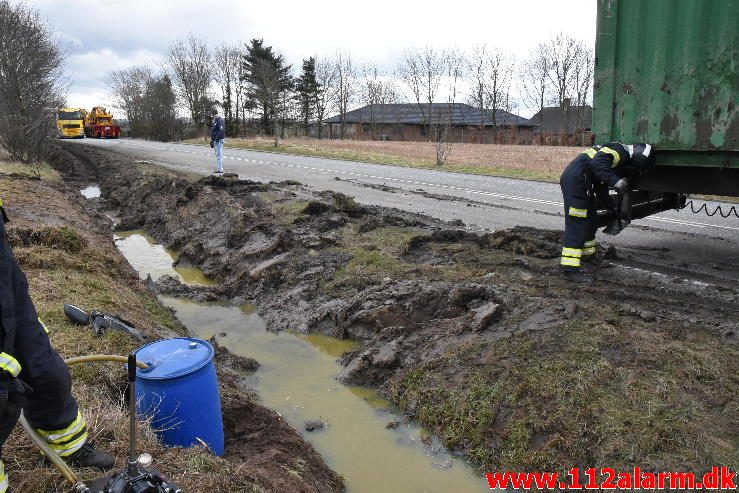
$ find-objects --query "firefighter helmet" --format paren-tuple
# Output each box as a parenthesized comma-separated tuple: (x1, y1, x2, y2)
(626, 143, 655, 171)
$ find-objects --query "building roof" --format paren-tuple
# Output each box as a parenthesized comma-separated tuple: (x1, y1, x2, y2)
(324, 103, 536, 127)
(529, 104, 592, 133)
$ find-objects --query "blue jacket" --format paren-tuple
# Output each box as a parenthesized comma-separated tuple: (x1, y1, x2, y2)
(210, 116, 225, 141)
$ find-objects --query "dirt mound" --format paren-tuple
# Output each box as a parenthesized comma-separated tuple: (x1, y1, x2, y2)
(222, 398, 343, 492)
(485, 226, 561, 258)
(46, 144, 99, 182)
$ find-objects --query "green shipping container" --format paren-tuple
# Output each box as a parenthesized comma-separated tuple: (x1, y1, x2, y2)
(593, 0, 738, 195)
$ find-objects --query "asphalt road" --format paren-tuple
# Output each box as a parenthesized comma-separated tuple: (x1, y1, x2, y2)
(74, 138, 739, 286)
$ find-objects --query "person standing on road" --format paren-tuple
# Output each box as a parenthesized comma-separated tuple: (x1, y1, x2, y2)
(210, 108, 226, 174)
(0, 198, 114, 492)
(559, 143, 654, 284)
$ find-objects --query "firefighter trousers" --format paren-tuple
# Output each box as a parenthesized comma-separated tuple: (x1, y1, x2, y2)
(559, 167, 597, 269)
(0, 217, 87, 491)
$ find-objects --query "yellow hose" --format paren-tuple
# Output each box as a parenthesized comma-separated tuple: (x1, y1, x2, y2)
(19, 413, 80, 485)
(21, 354, 149, 491)
(64, 354, 149, 369)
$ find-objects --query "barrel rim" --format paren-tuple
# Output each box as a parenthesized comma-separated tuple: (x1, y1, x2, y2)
(134, 337, 214, 381)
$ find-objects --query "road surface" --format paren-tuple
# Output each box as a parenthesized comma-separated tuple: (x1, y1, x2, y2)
(73, 138, 739, 286)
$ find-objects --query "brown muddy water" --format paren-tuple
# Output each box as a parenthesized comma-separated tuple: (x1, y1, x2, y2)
(114, 230, 215, 286)
(115, 232, 487, 493)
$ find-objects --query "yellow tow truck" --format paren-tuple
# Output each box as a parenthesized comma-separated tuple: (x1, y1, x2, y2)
(56, 108, 85, 138)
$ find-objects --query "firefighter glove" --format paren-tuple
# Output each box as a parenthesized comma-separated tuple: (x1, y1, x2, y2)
(613, 178, 629, 195)
(0, 373, 32, 414)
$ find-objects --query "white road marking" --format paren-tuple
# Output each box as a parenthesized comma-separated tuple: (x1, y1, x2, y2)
(613, 264, 712, 288)
(118, 140, 739, 233)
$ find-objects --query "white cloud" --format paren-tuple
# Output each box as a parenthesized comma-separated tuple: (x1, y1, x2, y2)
(62, 48, 163, 110)
(65, 90, 112, 114)
(30, 0, 597, 115)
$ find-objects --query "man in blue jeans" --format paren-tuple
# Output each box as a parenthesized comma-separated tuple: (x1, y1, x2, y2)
(210, 108, 225, 174)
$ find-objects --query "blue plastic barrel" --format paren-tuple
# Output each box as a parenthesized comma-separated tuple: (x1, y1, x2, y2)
(134, 337, 224, 456)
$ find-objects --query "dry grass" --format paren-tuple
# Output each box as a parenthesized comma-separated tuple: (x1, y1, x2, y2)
(8, 383, 262, 493)
(0, 159, 62, 182)
(0, 172, 265, 492)
(185, 137, 580, 182)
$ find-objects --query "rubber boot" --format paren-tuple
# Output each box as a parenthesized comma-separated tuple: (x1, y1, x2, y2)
(561, 267, 593, 284)
(581, 255, 602, 272)
(65, 442, 115, 471)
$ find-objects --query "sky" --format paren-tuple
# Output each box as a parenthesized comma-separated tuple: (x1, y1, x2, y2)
(29, 0, 597, 117)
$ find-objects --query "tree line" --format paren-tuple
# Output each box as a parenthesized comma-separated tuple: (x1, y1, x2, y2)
(108, 33, 593, 144)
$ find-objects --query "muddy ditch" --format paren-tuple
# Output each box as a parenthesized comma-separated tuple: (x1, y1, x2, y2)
(114, 229, 484, 492)
(0, 171, 343, 492)
(51, 142, 739, 476)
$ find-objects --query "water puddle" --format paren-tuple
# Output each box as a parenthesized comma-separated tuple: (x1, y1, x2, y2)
(114, 230, 215, 286)
(116, 232, 486, 493)
(80, 184, 101, 198)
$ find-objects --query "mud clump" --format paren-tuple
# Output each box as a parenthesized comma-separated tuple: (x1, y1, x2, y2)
(485, 226, 561, 258)
(151, 274, 220, 302)
(211, 336, 260, 371)
(304, 420, 327, 432)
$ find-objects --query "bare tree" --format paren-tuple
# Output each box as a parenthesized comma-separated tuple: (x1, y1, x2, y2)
(521, 43, 552, 144)
(235, 48, 251, 137)
(335, 51, 356, 139)
(167, 34, 211, 130)
(397, 46, 446, 139)
(315, 56, 337, 139)
(467, 45, 489, 143)
(140, 72, 180, 141)
(361, 64, 399, 140)
(466, 45, 513, 143)
(543, 33, 588, 135)
(108, 65, 153, 133)
(0, 0, 66, 171)
(108, 66, 181, 141)
(214, 43, 242, 137)
(433, 49, 463, 166)
(571, 45, 594, 142)
(485, 49, 513, 143)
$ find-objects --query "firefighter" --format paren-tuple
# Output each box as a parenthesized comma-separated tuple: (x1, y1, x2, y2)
(559, 143, 654, 283)
(0, 198, 113, 492)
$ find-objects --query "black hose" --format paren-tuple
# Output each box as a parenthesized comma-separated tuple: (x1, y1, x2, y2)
(681, 199, 739, 218)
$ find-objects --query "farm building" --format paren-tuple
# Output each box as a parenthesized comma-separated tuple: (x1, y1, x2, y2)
(322, 103, 537, 144)
(530, 99, 593, 145)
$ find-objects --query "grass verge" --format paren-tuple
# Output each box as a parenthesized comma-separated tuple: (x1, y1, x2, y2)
(388, 308, 739, 473)
(0, 160, 62, 182)
(183, 138, 562, 182)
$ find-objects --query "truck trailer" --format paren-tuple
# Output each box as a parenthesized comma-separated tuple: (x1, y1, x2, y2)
(593, 0, 738, 223)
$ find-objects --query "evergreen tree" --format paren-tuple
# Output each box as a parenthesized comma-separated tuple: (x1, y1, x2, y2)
(143, 74, 179, 141)
(241, 39, 293, 135)
(295, 57, 319, 134)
